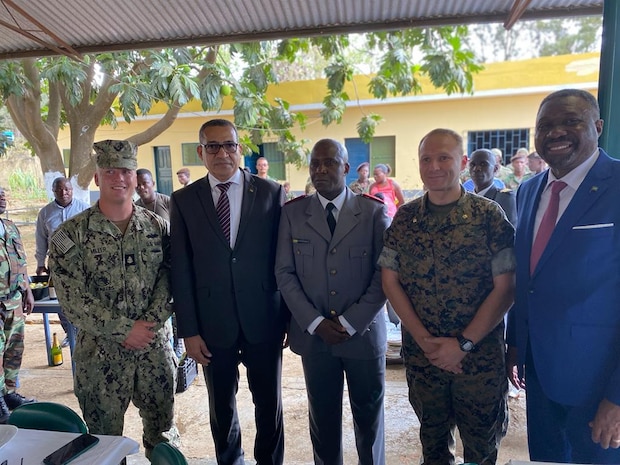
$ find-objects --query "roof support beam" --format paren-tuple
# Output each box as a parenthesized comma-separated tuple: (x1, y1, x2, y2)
(504, 0, 533, 30)
(0, 0, 81, 60)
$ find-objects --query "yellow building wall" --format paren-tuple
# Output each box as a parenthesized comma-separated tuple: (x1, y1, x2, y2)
(65, 52, 599, 191)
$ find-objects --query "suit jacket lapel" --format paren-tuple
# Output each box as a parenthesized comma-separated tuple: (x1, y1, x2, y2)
(195, 177, 230, 248)
(484, 186, 498, 201)
(305, 195, 332, 242)
(535, 154, 610, 273)
(331, 189, 360, 246)
(235, 170, 256, 248)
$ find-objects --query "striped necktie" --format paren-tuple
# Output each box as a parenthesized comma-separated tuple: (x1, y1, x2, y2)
(216, 182, 232, 242)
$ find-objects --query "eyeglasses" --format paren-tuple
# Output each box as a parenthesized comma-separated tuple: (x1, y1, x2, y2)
(200, 143, 239, 155)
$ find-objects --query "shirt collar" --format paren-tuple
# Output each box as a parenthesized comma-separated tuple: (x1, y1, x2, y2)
(316, 188, 347, 211)
(208, 169, 243, 190)
(545, 148, 599, 192)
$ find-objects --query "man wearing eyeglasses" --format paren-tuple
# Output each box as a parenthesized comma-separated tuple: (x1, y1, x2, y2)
(170, 119, 287, 465)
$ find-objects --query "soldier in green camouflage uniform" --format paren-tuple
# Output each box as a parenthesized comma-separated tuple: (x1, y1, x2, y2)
(0, 186, 36, 423)
(49, 141, 179, 456)
(379, 129, 516, 465)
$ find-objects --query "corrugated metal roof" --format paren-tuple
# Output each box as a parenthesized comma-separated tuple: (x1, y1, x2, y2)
(0, 0, 603, 60)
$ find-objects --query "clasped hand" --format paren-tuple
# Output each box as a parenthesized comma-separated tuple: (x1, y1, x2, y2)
(122, 320, 156, 350)
(315, 318, 351, 345)
(423, 336, 465, 374)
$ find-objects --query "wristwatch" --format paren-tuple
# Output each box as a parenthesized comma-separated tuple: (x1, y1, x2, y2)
(456, 334, 475, 352)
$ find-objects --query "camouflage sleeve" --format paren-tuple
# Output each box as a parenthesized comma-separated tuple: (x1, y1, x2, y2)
(491, 247, 516, 277)
(48, 225, 135, 343)
(377, 246, 399, 272)
(487, 202, 516, 276)
(138, 216, 173, 327)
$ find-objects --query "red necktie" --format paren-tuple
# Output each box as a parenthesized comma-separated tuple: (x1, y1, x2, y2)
(530, 180, 567, 274)
(216, 182, 232, 242)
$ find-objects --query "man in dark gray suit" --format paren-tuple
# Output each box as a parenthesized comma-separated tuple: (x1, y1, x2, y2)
(275, 139, 389, 465)
(469, 148, 517, 226)
(170, 119, 286, 465)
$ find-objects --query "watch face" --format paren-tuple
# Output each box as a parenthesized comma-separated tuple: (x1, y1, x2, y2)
(462, 340, 475, 352)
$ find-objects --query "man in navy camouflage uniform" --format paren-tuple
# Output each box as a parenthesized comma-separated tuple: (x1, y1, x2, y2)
(0, 186, 36, 423)
(379, 129, 516, 465)
(49, 140, 179, 457)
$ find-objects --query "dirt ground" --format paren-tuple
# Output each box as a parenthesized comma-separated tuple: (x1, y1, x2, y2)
(19, 317, 529, 465)
(8, 203, 530, 464)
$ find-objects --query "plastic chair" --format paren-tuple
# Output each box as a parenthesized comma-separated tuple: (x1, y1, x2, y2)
(151, 442, 188, 465)
(8, 401, 88, 433)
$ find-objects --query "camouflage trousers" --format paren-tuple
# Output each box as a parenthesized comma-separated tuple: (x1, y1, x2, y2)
(73, 331, 180, 455)
(406, 363, 508, 465)
(0, 304, 25, 393)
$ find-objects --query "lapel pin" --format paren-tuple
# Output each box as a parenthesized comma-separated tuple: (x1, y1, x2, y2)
(412, 218, 418, 224)
(590, 186, 598, 192)
(462, 214, 468, 220)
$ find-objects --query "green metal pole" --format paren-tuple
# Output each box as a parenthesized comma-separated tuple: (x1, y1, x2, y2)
(598, 0, 620, 158)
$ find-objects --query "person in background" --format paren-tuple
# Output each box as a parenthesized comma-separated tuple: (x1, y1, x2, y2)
(35, 177, 89, 347)
(176, 168, 192, 187)
(504, 149, 532, 189)
(349, 161, 371, 194)
(491, 148, 513, 186)
(0, 186, 36, 423)
(134, 169, 185, 357)
(50, 140, 179, 458)
(171, 119, 286, 465)
(380, 129, 515, 465)
(135, 169, 171, 221)
(469, 149, 517, 226)
(276, 139, 388, 464)
(256, 157, 276, 181)
(527, 151, 547, 175)
(369, 164, 405, 218)
(282, 181, 295, 201)
(507, 88, 620, 463)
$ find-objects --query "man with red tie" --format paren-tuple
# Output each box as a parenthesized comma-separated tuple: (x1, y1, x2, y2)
(507, 89, 620, 463)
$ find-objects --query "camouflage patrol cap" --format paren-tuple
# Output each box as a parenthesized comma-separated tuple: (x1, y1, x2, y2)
(93, 140, 138, 170)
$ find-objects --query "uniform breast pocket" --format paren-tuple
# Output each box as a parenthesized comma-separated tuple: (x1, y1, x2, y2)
(349, 245, 371, 280)
(293, 243, 314, 277)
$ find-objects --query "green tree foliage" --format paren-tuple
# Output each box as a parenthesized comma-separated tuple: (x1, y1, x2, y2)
(0, 26, 482, 186)
(465, 16, 602, 62)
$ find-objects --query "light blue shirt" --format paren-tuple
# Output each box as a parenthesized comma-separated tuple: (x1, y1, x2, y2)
(35, 199, 90, 267)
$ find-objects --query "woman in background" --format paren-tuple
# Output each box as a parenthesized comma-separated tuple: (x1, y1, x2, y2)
(369, 163, 405, 218)
(349, 161, 371, 194)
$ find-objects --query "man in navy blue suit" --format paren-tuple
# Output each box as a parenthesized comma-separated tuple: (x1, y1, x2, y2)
(507, 88, 620, 463)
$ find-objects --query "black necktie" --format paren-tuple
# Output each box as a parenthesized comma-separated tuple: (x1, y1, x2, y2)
(326, 202, 336, 235)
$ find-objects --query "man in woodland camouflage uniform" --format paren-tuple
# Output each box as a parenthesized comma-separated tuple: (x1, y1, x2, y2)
(379, 129, 515, 465)
(0, 186, 36, 423)
(49, 140, 179, 457)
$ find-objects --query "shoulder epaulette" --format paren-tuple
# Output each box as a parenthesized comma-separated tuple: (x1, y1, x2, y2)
(360, 193, 384, 203)
(285, 195, 307, 205)
(500, 188, 513, 193)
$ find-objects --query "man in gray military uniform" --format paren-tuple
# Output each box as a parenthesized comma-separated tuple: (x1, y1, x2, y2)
(49, 140, 179, 458)
(469, 148, 517, 226)
(276, 139, 389, 464)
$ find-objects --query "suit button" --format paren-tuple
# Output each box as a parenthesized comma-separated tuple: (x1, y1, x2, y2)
(330, 310, 337, 316)
(330, 269, 337, 275)
(232, 258, 237, 263)
(330, 290, 337, 296)
(331, 248, 337, 254)
(296, 249, 301, 255)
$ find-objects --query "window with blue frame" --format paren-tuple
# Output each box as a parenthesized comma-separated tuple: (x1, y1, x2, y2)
(467, 129, 530, 164)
